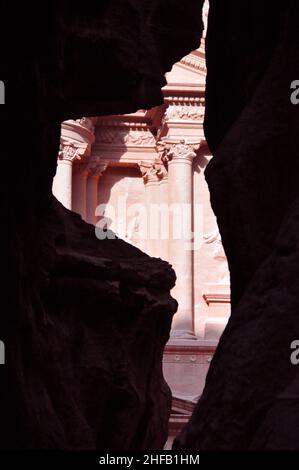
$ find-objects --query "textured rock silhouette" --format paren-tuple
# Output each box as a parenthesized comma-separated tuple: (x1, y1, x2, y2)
(0, 1, 203, 449)
(174, 0, 299, 450)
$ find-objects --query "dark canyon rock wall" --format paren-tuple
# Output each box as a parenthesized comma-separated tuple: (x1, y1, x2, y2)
(174, 0, 299, 450)
(0, 1, 203, 449)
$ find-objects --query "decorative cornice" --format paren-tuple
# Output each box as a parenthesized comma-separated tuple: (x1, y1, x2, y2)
(203, 292, 231, 306)
(164, 96, 205, 106)
(179, 52, 206, 74)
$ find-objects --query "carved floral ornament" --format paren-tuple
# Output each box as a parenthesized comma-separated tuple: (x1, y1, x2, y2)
(96, 128, 156, 147)
(138, 160, 168, 184)
(95, 120, 156, 147)
(58, 141, 89, 163)
(164, 105, 205, 122)
(157, 139, 201, 164)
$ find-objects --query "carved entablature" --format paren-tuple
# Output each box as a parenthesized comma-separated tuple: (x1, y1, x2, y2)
(164, 104, 205, 123)
(95, 121, 156, 149)
(157, 139, 201, 164)
(158, 96, 206, 143)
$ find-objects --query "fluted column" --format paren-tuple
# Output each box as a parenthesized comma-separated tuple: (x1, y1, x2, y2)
(159, 139, 200, 340)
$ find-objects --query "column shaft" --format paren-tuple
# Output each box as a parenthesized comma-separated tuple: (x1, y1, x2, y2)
(168, 158, 194, 338)
(72, 170, 88, 220)
(86, 174, 99, 224)
(52, 159, 73, 210)
(159, 177, 169, 261)
(147, 180, 161, 258)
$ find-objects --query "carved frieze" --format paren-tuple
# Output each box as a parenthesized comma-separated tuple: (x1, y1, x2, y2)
(164, 104, 204, 122)
(95, 122, 156, 147)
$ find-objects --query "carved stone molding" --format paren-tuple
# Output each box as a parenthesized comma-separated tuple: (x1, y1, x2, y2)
(96, 121, 156, 148)
(179, 50, 206, 74)
(164, 104, 205, 122)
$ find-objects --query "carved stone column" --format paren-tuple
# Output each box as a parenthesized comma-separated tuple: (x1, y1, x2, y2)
(86, 162, 107, 225)
(52, 144, 86, 209)
(159, 139, 201, 340)
(139, 161, 164, 258)
(157, 161, 169, 261)
(73, 166, 88, 220)
(52, 117, 96, 210)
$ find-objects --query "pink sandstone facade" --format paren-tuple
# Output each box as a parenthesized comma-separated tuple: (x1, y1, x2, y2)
(52, 2, 230, 446)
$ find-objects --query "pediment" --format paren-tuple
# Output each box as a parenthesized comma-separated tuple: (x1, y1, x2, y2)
(165, 49, 206, 87)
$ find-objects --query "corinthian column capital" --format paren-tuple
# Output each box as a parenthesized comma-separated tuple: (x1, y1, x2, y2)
(59, 116, 96, 164)
(86, 160, 108, 177)
(157, 138, 201, 164)
(138, 160, 167, 185)
(58, 142, 89, 163)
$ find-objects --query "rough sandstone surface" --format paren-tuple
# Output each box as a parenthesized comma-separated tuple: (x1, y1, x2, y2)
(174, 0, 299, 450)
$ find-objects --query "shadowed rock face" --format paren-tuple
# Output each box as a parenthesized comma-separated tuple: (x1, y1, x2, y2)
(174, 0, 299, 450)
(0, 1, 203, 449)
(6, 0, 299, 451)
(17, 199, 177, 449)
